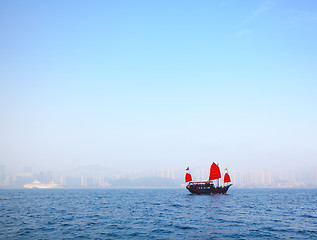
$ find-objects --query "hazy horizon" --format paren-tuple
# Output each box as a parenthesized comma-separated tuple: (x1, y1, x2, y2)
(1, 1, 317, 174)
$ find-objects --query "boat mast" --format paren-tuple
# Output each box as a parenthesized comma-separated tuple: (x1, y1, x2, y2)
(209, 162, 221, 187)
(224, 168, 231, 186)
(225, 168, 228, 186)
(185, 167, 192, 184)
(217, 163, 220, 187)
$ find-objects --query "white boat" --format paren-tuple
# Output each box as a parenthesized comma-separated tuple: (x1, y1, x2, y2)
(24, 180, 63, 189)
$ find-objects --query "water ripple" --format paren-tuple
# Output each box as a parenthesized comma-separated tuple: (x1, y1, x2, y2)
(0, 188, 316, 239)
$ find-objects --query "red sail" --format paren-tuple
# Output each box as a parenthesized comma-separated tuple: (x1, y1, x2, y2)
(185, 173, 192, 182)
(209, 162, 221, 181)
(224, 173, 231, 183)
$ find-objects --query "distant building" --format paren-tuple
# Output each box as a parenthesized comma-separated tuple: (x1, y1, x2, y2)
(65, 176, 81, 187)
(36, 171, 53, 183)
(0, 165, 5, 186)
(12, 172, 34, 187)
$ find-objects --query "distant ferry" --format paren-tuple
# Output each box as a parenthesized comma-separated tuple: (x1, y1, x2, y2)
(24, 180, 63, 189)
(185, 162, 232, 194)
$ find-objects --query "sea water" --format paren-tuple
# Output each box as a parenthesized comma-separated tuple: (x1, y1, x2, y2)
(0, 188, 316, 239)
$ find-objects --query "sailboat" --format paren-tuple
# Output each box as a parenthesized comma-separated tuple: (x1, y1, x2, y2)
(185, 162, 232, 194)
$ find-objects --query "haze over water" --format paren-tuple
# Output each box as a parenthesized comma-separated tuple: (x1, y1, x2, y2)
(1, 0, 317, 174)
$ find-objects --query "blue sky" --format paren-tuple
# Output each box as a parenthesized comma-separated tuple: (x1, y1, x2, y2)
(1, 0, 316, 172)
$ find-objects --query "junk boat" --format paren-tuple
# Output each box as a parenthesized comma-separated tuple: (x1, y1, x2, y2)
(185, 162, 232, 194)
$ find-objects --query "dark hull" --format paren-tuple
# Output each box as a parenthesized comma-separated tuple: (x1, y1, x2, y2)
(186, 182, 232, 194)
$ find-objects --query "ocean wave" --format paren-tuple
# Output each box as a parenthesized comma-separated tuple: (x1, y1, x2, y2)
(0, 188, 316, 239)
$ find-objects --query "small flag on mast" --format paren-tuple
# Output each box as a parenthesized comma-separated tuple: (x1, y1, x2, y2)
(186, 167, 189, 171)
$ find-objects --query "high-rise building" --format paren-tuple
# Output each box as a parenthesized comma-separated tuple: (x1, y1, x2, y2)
(0, 165, 5, 185)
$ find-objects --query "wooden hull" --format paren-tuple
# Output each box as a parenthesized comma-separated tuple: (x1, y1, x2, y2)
(186, 182, 232, 194)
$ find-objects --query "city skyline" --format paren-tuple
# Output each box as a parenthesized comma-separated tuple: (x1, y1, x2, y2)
(1, 164, 316, 189)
